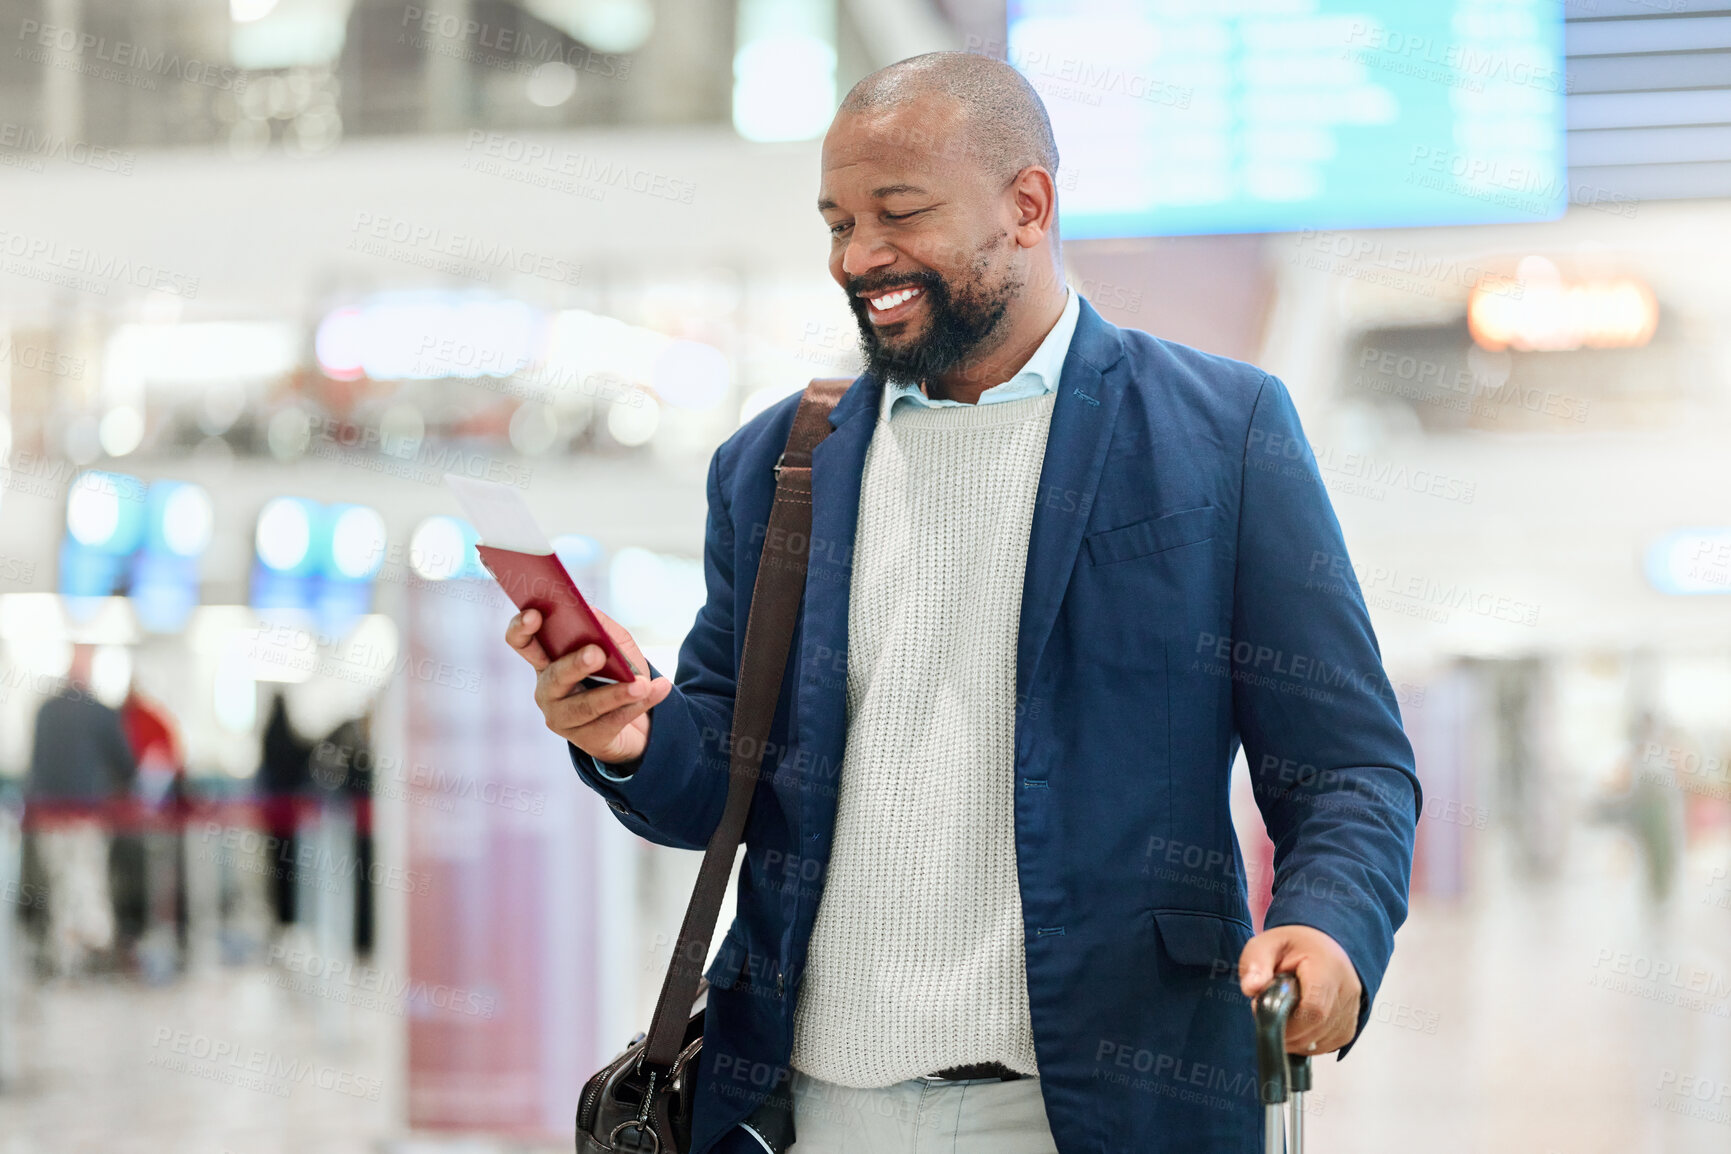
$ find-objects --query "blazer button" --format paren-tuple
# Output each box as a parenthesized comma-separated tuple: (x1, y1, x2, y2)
(776, 972, 785, 998)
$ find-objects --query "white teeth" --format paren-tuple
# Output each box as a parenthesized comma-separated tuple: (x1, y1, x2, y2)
(869, 287, 921, 310)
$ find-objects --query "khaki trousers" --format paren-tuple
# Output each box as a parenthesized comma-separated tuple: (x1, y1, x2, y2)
(786, 1069, 1059, 1153)
(37, 821, 115, 975)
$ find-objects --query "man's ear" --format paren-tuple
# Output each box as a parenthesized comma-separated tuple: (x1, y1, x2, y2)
(1009, 165, 1058, 249)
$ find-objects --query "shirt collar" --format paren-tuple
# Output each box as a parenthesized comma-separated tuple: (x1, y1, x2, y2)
(880, 287, 1081, 419)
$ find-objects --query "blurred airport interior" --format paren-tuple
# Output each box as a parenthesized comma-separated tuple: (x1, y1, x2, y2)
(0, 0, 1729, 1151)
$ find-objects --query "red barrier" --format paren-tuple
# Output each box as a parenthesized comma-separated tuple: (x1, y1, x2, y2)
(16, 795, 374, 835)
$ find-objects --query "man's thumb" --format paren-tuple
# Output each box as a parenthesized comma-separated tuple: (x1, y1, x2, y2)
(1238, 932, 1285, 998)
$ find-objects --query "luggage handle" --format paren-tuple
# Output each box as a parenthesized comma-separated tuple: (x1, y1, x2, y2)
(1252, 971, 1312, 1154)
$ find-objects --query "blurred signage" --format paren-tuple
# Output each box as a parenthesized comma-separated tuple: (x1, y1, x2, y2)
(313, 294, 723, 418)
(402, 579, 607, 1138)
(250, 497, 388, 633)
(1468, 257, 1658, 351)
(60, 472, 211, 631)
(316, 295, 539, 382)
(407, 516, 485, 582)
(1645, 530, 1731, 596)
(1006, 0, 1566, 236)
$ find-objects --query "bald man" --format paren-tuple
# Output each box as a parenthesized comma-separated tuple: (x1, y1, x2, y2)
(513, 52, 1419, 1154)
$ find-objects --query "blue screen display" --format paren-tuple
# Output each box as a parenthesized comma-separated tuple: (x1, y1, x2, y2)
(1002, 0, 1566, 237)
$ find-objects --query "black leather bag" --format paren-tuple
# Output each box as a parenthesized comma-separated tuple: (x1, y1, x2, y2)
(574, 999, 705, 1153)
(576, 378, 849, 1154)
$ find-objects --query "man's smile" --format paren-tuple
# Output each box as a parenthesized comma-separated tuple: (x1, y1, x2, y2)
(862, 284, 926, 325)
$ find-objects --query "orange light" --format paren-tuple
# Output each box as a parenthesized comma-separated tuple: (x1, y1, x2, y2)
(1468, 259, 1658, 352)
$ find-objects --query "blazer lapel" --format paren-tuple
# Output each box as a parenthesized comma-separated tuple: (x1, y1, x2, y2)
(1017, 302, 1128, 702)
(797, 372, 881, 777)
(791, 304, 1125, 811)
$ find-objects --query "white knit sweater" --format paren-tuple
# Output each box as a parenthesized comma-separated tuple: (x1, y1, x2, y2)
(789, 389, 1058, 1088)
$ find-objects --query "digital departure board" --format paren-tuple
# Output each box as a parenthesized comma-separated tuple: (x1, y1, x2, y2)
(1001, 0, 1566, 236)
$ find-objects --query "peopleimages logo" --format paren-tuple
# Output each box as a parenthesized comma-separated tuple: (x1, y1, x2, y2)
(310, 740, 547, 815)
(1588, 948, 1731, 1017)
(1340, 23, 1564, 94)
(1354, 345, 1591, 424)
(267, 944, 499, 1019)
(0, 121, 134, 174)
(1305, 551, 1538, 627)
(1, 335, 86, 378)
(346, 211, 582, 287)
(1291, 230, 1524, 298)
(1192, 631, 1423, 710)
(200, 823, 433, 895)
(399, 6, 631, 79)
(147, 1028, 382, 1100)
(307, 414, 533, 489)
(462, 131, 697, 205)
(15, 19, 249, 92)
(0, 227, 200, 298)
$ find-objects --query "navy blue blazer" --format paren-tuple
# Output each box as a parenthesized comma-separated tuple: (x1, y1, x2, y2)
(572, 300, 1421, 1154)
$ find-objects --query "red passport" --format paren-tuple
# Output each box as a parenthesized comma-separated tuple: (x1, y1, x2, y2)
(475, 545, 641, 684)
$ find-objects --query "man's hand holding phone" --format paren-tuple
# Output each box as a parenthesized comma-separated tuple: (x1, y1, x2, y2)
(506, 607, 673, 766)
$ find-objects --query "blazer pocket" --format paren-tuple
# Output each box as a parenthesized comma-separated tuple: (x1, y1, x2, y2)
(1151, 910, 1253, 968)
(1085, 505, 1215, 566)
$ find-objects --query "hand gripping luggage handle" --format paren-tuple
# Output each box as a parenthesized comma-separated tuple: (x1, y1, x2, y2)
(1253, 971, 1312, 1154)
(1253, 971, 1311, 1103)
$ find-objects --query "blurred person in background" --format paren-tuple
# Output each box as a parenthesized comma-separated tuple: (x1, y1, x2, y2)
(256, 691, 313, 930)
(120, 682, 184, 809)
(511, 53, 1419, 1154)
(119, 681, 188, 977)
(1593, 710, 1685, 904)
(309, 709, 376, 956)
(24, 643, 136, 977)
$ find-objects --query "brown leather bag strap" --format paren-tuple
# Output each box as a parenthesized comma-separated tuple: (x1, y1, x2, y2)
(642, 377, 852, 1070)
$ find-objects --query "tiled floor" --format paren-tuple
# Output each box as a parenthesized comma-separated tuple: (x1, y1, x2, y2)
(1313, 827, 1731, 1154)
(0, 825, 1725, 1153)
(0, 965, 403, 1154)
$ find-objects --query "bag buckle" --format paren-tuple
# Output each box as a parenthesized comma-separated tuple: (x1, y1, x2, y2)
(772, 452, 785, 482)
(607, 1119, 660, 1154)
(608, 1067, 661, 1152)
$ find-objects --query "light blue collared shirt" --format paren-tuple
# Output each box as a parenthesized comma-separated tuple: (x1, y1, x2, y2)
(879, 287, 1081, 420)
